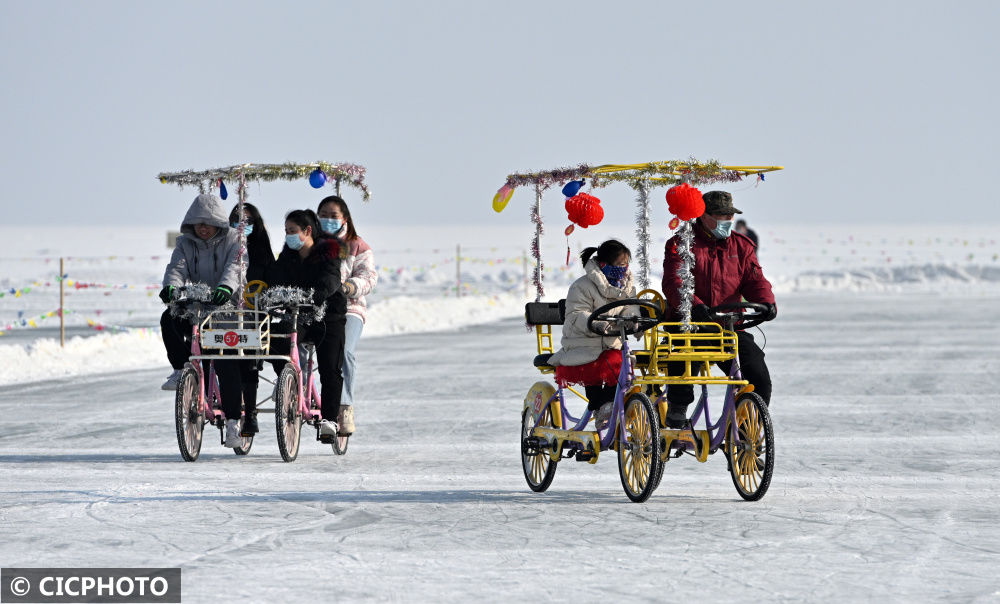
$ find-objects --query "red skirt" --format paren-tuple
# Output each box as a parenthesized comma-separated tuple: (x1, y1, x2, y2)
(555, 349, 622, 387)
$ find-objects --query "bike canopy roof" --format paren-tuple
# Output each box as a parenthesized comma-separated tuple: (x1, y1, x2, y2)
(490, 159, 782, 301)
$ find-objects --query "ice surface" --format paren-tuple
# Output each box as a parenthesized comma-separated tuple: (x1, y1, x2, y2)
(1, 292, 999, 602)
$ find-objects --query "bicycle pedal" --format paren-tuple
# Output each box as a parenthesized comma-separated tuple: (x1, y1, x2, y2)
(574, 450, 596, 463)
(319, 434, 335, 444)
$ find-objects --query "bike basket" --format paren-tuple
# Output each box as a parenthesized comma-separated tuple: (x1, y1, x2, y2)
(199, 309, 271, 353)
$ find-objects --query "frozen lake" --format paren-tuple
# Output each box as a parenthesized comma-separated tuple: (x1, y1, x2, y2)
(1, 291, 999, 602)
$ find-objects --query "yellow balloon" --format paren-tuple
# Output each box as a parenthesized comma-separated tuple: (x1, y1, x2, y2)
(492, 184, 515, 213)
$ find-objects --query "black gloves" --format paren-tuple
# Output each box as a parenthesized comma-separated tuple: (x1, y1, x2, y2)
(691, 304, 713, 323)
(158, 285, 175, 304)
(210, 285, 233, 306)
(762, 302, 777, 321)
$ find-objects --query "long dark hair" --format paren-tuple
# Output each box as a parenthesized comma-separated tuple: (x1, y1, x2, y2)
(580, 239, 631, 266)
(229, 202, 273, 269)
(317, 195, 359, 242)
(285, 209, 322, 245)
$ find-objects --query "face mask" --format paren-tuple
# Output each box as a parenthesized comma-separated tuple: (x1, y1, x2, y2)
(601, 263, 628, 287)
(231, 223, 253, 237)
(285, 233, 305, 250)
(320, 218, 342, 235)
(711, 220, 734, 239)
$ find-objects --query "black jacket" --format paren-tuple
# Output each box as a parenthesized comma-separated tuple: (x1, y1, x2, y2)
(266, 239, 347, 318)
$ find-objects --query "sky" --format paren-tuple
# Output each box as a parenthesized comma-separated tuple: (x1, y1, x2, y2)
(1, 0, 997, 231)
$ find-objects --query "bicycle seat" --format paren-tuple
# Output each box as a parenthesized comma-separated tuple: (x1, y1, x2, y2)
(533, 353, 555, 369)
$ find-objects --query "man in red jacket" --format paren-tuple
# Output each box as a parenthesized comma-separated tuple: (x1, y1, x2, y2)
(661, 191, 777, 428)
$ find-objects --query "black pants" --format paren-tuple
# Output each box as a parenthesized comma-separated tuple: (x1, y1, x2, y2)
(584, 385, 616, 412)
(666, 331, 772, 407)
(271, 317, 346, 421)
(160, 308, 249, 420)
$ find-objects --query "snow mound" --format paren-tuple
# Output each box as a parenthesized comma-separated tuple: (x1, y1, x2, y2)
(772, 263, 1000, 293)
(0, 293, 528, 386)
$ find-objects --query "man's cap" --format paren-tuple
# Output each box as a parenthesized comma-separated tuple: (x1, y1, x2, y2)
(702, 190, 742, 215)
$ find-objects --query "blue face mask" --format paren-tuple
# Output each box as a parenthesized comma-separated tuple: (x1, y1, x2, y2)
(231, 223, 253, 237)
(711, 220, 734, 239)
(285, 233, 305, 250)
(320, 218, 342, 235)
(601, 264, 628, 287)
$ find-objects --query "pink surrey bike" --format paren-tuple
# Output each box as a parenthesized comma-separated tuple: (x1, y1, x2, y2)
(172, 286, 256, 460)
(263, 293, 349, 461)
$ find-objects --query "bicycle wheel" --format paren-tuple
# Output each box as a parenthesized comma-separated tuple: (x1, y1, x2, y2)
(174, 367, 204, 462)
(274, 366, 302, 462)
(617, 392, 662, 502)
(233, 416, 254, 456)
(727, 392, 774, 501)
(521, 406, 557, 492)
(331, 434, 349, 455)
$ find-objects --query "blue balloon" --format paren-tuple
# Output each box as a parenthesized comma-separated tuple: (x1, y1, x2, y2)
(309, 169, 327, 189)
(562, 180, 585, 198)
(219, 180, 228, 200)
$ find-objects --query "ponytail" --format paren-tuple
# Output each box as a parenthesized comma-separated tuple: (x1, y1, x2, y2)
(581, 239, 631, 266)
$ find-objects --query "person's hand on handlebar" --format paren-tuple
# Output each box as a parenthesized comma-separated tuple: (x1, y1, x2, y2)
(691, 304, 713, 322)
(762, 302, 777, 321)
(210, 285, 233, 306)
(158, 286, 175, 304)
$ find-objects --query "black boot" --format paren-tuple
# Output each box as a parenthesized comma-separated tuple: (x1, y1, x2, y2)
(664, 401, 689, 429)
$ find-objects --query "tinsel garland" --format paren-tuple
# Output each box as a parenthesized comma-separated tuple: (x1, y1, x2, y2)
(675, 221, 696, 332)
(258, 286, 327, 323)
(168, 283, 220, 321)
(632, 181, 651, 290)
(158, 161, 372, 201)
(530, 183, 544, 301)
(236, 172, 249, 308)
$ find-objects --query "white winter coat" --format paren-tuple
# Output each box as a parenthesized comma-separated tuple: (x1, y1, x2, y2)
(332, 226, 378, 323)
(548, 259, 637, 367)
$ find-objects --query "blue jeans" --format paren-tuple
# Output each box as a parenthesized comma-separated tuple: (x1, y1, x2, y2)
(341, 314, 364, 406)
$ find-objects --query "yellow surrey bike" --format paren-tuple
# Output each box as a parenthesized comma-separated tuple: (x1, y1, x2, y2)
(522, 297, 665, 502)
(630, 294, 775, 500)
(496, 158, 782, 501)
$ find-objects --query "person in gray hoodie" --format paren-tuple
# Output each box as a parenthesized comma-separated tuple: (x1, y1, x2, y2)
(158, 193, 246, 447)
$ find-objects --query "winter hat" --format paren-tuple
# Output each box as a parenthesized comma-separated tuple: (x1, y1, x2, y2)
(702, 191, 742, 215)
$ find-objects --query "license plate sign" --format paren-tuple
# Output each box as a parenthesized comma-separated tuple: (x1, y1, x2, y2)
(201, 329, 261, 349)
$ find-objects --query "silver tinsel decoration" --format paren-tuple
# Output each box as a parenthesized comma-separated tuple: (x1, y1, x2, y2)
(168, 283, 217, 320)
(675, 220, 696, 332)
(531, 183, 544, 301)
(258, 286, 326, 323)
(236, 171, 248, 309)
(632, 181, 651, 290)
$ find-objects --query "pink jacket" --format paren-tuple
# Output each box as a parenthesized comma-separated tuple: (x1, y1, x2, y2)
(335, 232, 378, 323)
(662, 222, 774, 318)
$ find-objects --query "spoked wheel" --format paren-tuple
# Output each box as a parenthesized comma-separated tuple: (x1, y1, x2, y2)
(274, 366, 302, 462)
(521, 407, 558, 492)
(728, 392, 774, 500)
(174, 367, 204, 462)
(617, 393, 662, 502)
(331, 434, 349, 455)
(233, 417, 253, 456)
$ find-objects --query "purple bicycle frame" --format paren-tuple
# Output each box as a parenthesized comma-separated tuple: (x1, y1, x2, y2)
(187, 317, 226, 423)
(536, 331, 635, 453)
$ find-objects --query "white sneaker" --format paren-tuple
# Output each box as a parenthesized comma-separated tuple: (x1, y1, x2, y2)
(161, 369, 182, 391)
(319, 419, 339, 437)
(224, 419, 242, 448)
(594, 402, 614, 430)
(337, 406, 355, 435)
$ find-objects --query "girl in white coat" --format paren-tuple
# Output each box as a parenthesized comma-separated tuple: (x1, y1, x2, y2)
(548, 239, 636, 427)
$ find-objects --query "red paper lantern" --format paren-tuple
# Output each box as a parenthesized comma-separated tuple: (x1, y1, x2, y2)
(565, 192, 604, 228)
(665, 184, 705, 220)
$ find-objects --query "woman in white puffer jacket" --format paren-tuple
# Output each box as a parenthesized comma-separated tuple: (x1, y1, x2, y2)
(549, 239, 636, 428)
(317, 195, 378, 435)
